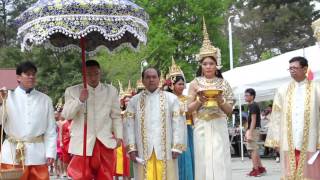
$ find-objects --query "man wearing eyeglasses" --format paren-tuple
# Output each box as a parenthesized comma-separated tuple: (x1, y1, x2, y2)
(265, 56, 320, 180)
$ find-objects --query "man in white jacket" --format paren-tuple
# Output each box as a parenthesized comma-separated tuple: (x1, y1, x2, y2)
(0, 61, 56, 180)
(124, 68, 186, 180)
(62, 60, 122, 180)
(265, 57, 320, 180)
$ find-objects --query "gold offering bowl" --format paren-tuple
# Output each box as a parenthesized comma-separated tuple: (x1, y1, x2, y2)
(198, 89, 223, 108)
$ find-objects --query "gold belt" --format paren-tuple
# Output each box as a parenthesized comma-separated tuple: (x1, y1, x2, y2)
(186, 119, 193, 125)
(7, 135, 44, 144)
(7, 135, 44, 164)
(196, 113, 223, 121)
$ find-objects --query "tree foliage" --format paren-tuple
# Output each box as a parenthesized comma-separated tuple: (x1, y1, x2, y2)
(0, 0, 236, 103)
(1, 0, 318, 103)
(0, 0, 36, 46)
(233, 0, 319, 64)
(97, 0, 235, 86)
(0, 47, 83, 102)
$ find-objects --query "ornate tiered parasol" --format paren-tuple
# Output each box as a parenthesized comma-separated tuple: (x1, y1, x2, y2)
(16, 0, 149, 54)
(16, 0, 149, 178)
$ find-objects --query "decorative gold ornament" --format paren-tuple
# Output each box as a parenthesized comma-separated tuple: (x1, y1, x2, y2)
(198, 89, 223, 108)
(197, 17, 222, 69)
(312, 18, 320, 42)
(168, 56, 184, 79)
(139, 91, 168, 179)
(119, 80, 134, 98)
(124, 80, 134, 97)
(136, 78, 145, 90)
(118, 80, 125, 98)
(159, 71, 165, 88)
(55, 98, 63, 112)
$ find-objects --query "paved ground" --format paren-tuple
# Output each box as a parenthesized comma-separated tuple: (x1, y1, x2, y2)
(231, 157, 281, 180)
(50, 157, 281, 180)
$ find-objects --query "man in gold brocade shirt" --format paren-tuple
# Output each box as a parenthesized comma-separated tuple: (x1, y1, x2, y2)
(265, 56, 320, 180)
(124, 68, 186, 180)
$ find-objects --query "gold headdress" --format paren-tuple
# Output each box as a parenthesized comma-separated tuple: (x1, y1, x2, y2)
(159, 71, 165, 88)
(197, 17, 222, 69)
(312, 18, 320, 42)
(168, 56, 184, 78)
(119, 80, 134, 99)
(136, 78, 145, 90)
(168, 56, 185, 84)
(118, 80, 125, 98)
(55, 98, 63, 112)
(124, 80, 134, 97)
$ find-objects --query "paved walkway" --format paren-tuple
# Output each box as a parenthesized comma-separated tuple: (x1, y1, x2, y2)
(231, 157, 281, 180)
(50, 157, 281, 180)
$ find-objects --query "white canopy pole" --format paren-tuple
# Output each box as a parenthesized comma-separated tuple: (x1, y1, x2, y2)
(238, 94, 244, 161)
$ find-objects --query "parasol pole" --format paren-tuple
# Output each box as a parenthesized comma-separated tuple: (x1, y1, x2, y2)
(80, 37, 88, 179)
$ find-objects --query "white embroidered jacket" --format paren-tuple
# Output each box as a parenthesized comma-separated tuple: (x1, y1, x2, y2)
(62, 83, 122, 156)
(124, 89, 186, 161)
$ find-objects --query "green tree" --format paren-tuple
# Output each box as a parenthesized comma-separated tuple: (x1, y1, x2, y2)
(144, 0, 235, 75)
(233, 0, 319, 64)
(0, 0, 236, 101)
(0, 0, 36, 46)
(0, 47, 83, 103)
(96, 0, 235, 88)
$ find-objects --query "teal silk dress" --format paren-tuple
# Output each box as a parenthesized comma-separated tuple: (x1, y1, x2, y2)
(178, 95, 194, 180)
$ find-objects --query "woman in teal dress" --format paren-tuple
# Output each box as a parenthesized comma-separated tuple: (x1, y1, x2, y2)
(166, 58, 194, 180)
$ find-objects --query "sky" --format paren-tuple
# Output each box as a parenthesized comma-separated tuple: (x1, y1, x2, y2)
(313, 1, 320, 10)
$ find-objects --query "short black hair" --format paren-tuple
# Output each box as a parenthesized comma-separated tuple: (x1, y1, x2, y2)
(85, 60, 100, 69)
(141, 67, 161, 79)
(16, 61, 37, 75)
(289, 56, 308, 68)
(245, 88, 256, 99)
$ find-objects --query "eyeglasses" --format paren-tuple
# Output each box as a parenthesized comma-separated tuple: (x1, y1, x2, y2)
(287, 66, 303, 71)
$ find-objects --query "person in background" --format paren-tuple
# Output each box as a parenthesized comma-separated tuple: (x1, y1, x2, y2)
(166, 57, 194, 180)
(61, 118, 72, 178)
(244, 88, 266, 177)
(115, 81, 134, 180)
(261, 104, 272, 130)
(54, 98, 65, 178)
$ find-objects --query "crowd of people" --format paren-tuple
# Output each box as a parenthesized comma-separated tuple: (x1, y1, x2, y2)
(0, 20, 319, 180)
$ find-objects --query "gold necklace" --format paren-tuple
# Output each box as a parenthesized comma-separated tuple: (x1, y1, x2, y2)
(203, 77, 219, 85)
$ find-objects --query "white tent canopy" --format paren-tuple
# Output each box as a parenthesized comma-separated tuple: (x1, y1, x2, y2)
(222, 45, 319, 160)
(223, 45, 320, 102)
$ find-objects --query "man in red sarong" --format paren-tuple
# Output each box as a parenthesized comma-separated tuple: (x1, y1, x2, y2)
(62, 60, 122, 180)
